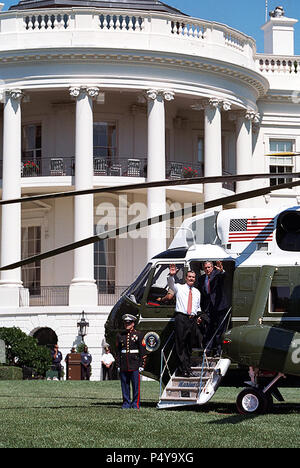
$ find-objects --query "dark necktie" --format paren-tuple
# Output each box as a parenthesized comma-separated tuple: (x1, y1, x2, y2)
(207, 276, 210, 294)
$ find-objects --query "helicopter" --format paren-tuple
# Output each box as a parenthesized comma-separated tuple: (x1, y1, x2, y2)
(2, 162, 300, 415)
(103, 203, 300, 414)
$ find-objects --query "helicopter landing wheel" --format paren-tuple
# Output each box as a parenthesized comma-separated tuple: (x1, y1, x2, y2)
(236, 388, 270, 415)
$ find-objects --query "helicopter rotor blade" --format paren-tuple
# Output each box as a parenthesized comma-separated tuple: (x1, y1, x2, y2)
(2, 177, 300, 271)
(266, 152, 300, 157)
(1, 203, 201, 271)
(1, 171, 300, 206)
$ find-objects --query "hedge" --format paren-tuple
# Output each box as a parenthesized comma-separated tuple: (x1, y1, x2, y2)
(0, 327, 52, 376)
(0, 366, 23, 381)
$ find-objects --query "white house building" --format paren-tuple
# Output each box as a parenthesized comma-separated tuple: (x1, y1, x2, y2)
(0, 0, 299, 379)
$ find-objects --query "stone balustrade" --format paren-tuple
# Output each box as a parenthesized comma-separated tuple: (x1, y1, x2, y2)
(0, 8, 256, 67)
(257, 55, 300, 74)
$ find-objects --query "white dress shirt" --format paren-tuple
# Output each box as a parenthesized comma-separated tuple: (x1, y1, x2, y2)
(101, 352, 115, 366)
(167, 275, 201, 316)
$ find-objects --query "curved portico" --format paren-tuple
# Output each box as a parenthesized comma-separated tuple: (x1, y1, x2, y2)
(0, 0, 268, 308)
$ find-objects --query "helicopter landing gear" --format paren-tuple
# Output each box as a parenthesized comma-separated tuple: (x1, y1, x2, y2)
(236, 372, 285, 415)
(236, 387, 272, 415)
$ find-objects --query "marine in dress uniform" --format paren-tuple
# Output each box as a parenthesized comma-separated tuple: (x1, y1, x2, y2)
(116, 314, 146, 409)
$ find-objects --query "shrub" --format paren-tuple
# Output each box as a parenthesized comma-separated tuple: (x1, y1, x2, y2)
(76, 343, 86, 353)
(0, 365, 23, 380)
(0, 327, 52, 377)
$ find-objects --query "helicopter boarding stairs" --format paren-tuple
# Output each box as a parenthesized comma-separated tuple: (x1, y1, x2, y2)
(157, 312, 231, 410)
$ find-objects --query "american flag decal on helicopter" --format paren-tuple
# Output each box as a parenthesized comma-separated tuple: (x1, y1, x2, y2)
(228, 218, 275, 243)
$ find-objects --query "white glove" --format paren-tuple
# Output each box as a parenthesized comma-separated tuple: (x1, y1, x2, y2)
(139, 367, 144, 373)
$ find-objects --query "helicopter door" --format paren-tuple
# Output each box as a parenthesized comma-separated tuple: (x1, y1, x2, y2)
(188, 259, 235, 314)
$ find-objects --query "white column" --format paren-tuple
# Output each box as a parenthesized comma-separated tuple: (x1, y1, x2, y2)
(69, 86, 99, 306)
(203, 98, 229, 206)
(0, 90, 24, 306)
(146, 89, 174, 260)
(235, 110, 256, 207)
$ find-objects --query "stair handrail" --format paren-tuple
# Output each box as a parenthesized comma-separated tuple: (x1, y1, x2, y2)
(196, 307, 232, 400)
(159, 331, 175, 398)
(204, 307, 232, 356)
(197, 352, 209, 398)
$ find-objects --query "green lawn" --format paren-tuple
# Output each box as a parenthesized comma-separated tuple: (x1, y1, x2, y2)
(0, 380, 299, 448)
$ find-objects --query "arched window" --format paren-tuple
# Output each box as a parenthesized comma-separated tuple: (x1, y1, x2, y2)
(33, 327, 58, 348)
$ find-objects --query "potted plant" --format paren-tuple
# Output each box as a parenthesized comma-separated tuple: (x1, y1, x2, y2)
(23, 160, 39, 176)
(183, 166, 198, 178)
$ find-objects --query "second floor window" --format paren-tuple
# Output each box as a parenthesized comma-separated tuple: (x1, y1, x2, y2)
(94, 227, 116, 294)
(21, 226, 41, 295)
(22, 124, 42, 160)
(93, 122, 117, 159)
(197, 137, 204, 177)
(269, 139, 294, 186)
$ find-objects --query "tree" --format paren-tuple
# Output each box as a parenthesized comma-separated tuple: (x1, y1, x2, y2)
(0, 327, 52, 376)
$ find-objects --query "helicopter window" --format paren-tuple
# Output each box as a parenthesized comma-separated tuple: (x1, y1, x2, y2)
(270, 286, 290, 313)
(124, 263, 152, 304)
(276, 211, 300, 252)
(146, 263, 185, 305)
(190, 212, 219, 245)
(270, 284, 300, 315)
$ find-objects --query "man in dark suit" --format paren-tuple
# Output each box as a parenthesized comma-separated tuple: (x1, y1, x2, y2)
(197, 261, 229, 356)
(80, 345, 92, 380)
(50, 344, 63, 380)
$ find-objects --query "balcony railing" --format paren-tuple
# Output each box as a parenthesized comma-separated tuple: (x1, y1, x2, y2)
(0, 8, 256, 67)
(256, 54, 300, 75)
(166, 162, 204, 179)
(25, 285, 128, 306)
(21, 157, 74, 177)
(97, 286, 128, 306)
(28, 286, 69, 306)
(0, 157, 206, 180)
(19, 157, 149, 178)
(1, 158, 237, 193)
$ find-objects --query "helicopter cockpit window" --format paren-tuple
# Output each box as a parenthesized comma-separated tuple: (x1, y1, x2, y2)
(146, 263, 185, 306)
(124, 263, 152, 304)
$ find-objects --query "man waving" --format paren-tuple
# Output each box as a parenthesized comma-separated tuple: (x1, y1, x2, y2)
(167, 264, 202, 377)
